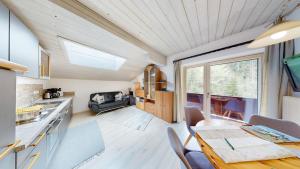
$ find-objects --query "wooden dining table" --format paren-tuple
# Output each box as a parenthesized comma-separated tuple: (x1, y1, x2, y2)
(194, 119, 300, 169)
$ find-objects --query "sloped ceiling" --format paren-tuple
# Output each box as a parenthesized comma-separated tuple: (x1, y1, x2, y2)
(3, 0, 150, 81)
(2, 0, 297, 81)
(79, 0, 294, 56)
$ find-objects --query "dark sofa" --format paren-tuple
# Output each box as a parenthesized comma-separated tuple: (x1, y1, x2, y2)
(88, 91, 129, 114)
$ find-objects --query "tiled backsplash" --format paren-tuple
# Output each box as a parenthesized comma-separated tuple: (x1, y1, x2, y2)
(16, 84, 44, 108)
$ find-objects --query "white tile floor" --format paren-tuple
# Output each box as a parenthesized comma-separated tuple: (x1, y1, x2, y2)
(71, 106, 200, 169)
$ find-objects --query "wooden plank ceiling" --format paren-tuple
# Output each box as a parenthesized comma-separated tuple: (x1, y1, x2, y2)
(78, 0, 291, 56)
(2, 0, 297, 81)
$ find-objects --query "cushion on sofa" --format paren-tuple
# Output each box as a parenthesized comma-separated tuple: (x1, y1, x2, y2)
(89, 91, 128, 113)
(92, 94, 105, 104)
(115, 92, 122, 101)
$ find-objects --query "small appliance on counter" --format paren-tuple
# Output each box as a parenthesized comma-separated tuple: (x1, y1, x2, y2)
(43, 88, 62, 99)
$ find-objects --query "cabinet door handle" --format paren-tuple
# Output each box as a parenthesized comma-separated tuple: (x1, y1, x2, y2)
(27, 152, 41, 169)
(0, 140, 21, 161)
(30, 133, 46, 147)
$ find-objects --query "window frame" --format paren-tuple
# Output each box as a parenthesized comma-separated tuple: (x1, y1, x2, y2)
(183, 53, 263, 120)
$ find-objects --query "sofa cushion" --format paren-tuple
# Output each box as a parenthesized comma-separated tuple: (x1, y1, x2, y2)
(115, 92, 122, 101)
(92, 94, 105, 104)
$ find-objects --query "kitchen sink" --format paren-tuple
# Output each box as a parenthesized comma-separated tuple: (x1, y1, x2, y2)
(16, 101, 63, 125)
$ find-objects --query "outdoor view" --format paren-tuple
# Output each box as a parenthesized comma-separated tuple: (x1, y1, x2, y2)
(210, 59, 258, 98)
(186, 58, 259, 121)
(186, 66, 204, 94)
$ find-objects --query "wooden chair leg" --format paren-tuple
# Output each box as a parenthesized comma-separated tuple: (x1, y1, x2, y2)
(184, 134, 192, 147)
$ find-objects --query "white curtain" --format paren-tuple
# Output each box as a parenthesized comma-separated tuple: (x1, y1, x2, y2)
(260, 40, 294, 119)
(174, 61, 185, 122)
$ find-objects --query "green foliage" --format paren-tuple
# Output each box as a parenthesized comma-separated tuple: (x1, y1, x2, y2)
(186, 59, 258, 99)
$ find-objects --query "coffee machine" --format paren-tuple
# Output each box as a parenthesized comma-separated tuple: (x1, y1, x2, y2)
(43, 88, 62, 99)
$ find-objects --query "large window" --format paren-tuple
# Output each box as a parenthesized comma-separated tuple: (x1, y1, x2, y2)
(185, 54, 261, 122)
(210, 59, 258, 98)
(186, 66, 204, 94)
(186, 66, 204, 111)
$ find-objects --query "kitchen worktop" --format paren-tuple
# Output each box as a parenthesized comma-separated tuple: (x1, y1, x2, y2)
(15, 97, 72, 151)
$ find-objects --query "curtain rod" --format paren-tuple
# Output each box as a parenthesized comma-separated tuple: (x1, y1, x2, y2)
(173, 40, 253, 64)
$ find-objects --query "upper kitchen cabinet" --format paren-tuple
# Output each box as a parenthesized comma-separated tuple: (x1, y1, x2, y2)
(39, 46, 50, 79)
(0, 2, 9, 60)
(10, 12, 39, 78)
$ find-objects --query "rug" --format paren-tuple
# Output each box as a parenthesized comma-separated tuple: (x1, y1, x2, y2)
(102, 106, 153, 131)
(47, 120, 105, 169)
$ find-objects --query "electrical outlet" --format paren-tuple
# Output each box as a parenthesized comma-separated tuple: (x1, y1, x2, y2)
(33, 90, 39, 95)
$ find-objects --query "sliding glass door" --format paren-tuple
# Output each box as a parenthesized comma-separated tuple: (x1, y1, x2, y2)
(185, 54, 261, 122)
(186, 66, 205, 111)
(210, 59, 259, 121)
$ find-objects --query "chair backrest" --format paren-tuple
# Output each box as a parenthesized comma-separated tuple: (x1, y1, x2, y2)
(184, 106, 205, 136)
(224, 99, 245, 112)
(167, 127, 192, 169)
(249, 115, 300, 138)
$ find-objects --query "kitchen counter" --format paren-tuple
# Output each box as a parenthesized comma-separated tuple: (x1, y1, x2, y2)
(15, 97, 73, 151)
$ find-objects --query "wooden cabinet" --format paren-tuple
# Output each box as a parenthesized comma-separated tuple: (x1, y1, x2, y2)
(136, 101, 144, 110)
(155, 91, 174, 123)
(135, 89, 145, 98)
(39, 46, 50, 79)
(145, 101, 155, 114)
(0, 1, 9, 60)
(144, 64, 161, 100)
(10, 12, 39, 78)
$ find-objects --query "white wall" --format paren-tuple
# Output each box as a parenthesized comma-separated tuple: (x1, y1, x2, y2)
(46, 78, 132, 113)
(16, 76, 48, 87)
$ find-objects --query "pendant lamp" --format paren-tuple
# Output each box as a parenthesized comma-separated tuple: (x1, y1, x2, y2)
(248, 3, 300, 48)
(248, 19, 300, 48)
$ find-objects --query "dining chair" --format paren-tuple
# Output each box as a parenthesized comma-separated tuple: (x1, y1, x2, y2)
(249, 115, 300, 138)
(223, 99, 245, 121)
(167, 127, 214, 169)
(184, 106, 205, 147)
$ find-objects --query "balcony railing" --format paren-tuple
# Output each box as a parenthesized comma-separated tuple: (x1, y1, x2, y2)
(186, 93, 258, 122)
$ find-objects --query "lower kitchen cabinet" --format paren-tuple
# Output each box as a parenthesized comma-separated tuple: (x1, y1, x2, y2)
(0, 151, 15, 169)
(0, 69, 16, 169)
(17, 132, 47, 169)
(16, 99, 73, 169)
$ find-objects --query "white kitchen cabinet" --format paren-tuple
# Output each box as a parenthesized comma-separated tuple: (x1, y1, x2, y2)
(0, 69, 16, 169)
(19, 134, 47, 169)
(10, 12, 39, 78)
(0, 1, 9, 60)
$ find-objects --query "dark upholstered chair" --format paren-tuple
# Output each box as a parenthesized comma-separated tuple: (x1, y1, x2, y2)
(167, 127, 214, 169)
(184, 106, 205, 146)
(249, 115, 300, 138)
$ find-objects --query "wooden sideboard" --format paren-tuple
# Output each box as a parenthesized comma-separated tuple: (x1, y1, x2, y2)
(134, 64, 173, 123)
(155, 91, 173, 123)
(136, 90, 173, 123)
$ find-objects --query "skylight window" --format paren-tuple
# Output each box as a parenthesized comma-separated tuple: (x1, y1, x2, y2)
(60, 38, 126, 71)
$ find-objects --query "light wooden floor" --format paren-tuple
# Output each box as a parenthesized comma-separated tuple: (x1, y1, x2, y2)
(70, 106, 200, 169)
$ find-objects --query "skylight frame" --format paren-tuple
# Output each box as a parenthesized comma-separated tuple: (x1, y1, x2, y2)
(59, 37, 126, 71)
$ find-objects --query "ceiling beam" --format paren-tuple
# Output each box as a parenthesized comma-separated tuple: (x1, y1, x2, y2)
(50, 0, 166, 65)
